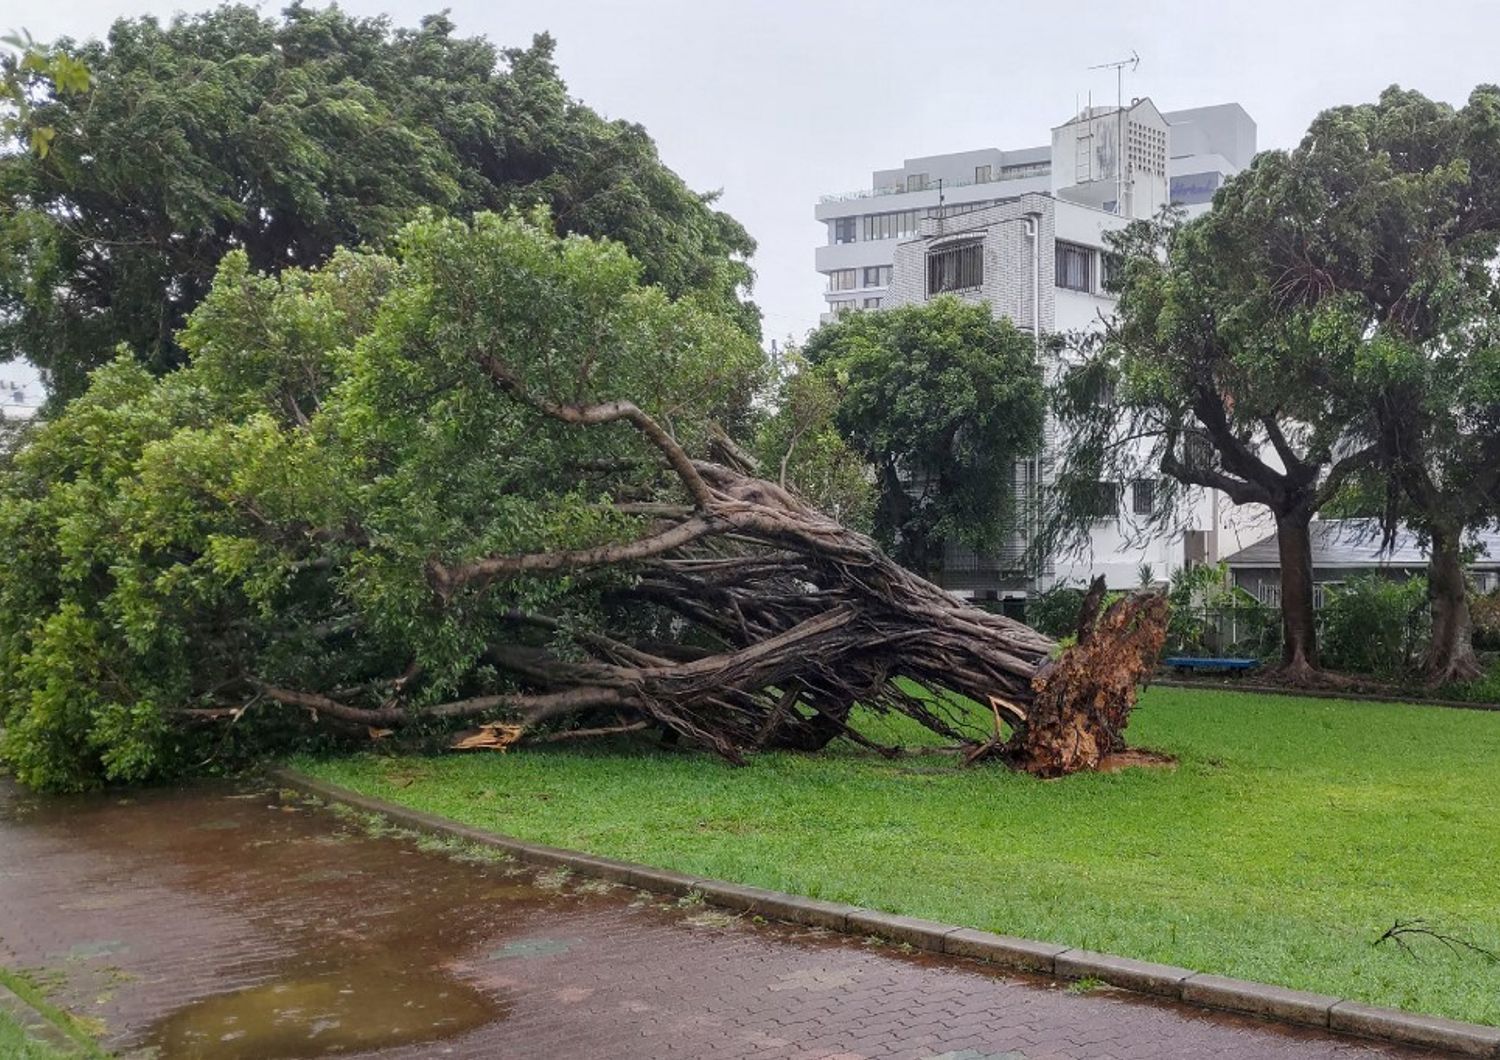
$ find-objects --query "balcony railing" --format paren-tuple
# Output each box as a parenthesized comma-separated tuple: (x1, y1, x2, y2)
(818, 163, 1051, 205)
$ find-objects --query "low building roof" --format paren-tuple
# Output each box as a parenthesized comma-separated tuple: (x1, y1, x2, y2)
(1223, 518, 1500, 571)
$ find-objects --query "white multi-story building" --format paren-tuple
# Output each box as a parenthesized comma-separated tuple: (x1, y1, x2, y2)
(813, 100, 1263, 601)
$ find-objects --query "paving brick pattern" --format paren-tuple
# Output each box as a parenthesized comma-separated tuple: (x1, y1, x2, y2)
(0, 779, 1438, 1059)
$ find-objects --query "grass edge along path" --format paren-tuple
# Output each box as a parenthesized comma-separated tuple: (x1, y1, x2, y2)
(0, 967, 107, 1059)
(295, 686, 1500, 1027)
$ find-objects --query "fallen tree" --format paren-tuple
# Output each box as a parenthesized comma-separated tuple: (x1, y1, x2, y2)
(0, 212, 1165, 790)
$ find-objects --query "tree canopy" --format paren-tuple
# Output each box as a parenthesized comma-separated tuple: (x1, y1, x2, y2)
(799, 298, 1045, 578)
(0, 5, 758, 400)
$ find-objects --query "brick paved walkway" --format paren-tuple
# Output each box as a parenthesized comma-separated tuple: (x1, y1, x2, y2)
(0, 778, 1437, 1059)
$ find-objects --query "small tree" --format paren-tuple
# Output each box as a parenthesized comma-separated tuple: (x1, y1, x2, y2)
(801, 298, 1045, 578)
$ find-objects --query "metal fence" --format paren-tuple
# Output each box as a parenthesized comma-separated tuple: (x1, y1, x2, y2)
(1164, 604, 1283, 661)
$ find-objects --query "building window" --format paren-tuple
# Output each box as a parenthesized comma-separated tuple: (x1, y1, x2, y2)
(1056, 242, 1092, 292)
(1183, 433, 1215, 470)
(863, 297, 883, 309)
(974, 164, 992, 183)
(863, 265, 891, 288)
(1102, 251, 1124, 292)
(828, 298, 856, 316)
(907, 172, 929, 192)
(1079, 480, 1119, 522)
(832, 217, 857, 245)
(1131, 479, 1156, 516)
(927, 241, 983, 295)
(864, 211, 918, 241)
(828, 268, 857, 292)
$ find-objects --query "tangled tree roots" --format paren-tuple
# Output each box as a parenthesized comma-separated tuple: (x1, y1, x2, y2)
(266, 362, 1168, 776)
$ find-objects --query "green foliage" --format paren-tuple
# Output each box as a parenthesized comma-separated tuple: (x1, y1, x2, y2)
(1319, 575, 1430, 678)
(756, 355, 873, 530)
(1, 28, 90, 157)
(0, 211, 763, 790)
(1439, 657, 1500, 704)
(0, 7, 758, 401)
(801, 298, 1045, 574)
(1024, 583, 1086, 639)
(1162, 563, 1277, 658)
(301, 685, 1500, 1025)
(1472, 591, 1500, 651)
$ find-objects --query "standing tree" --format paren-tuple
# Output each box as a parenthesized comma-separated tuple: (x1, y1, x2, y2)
(1264, 87, 1500, 685)
(1050, 213, 1374, 683)
(0, 6, 758, 401)
(0, 213, 1164, 792)
(1054, 86, 1500, 683)
(799, 298, 1046, 580)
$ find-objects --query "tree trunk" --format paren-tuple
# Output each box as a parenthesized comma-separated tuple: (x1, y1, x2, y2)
(1274, 510, 1320, 682)
(1423, 523, 1483, 685)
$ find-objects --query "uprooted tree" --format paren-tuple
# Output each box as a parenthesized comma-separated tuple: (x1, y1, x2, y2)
(0, 213, 1165, 792)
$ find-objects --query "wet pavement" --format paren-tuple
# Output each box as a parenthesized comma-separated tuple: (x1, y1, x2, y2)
(0, 776, 1440, 1059)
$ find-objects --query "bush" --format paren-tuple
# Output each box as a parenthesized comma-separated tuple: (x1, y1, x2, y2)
(1318, 574, 1429, 677)
(1472, 591, 1500, 651)
(1025, 584, 1086, 638)
(1162, 563, 1277, 659)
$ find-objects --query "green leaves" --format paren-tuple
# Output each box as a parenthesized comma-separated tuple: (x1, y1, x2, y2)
(2, 29, 91, 158)
(1, 8, 757, 402)
(799, 298, 1045, 573)
(0, 211, 765, 790)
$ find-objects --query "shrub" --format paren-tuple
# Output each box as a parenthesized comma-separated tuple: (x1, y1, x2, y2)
(1471, 590, 1500, 651)
(1025, 584, 1086, 638)
(1318, 575, 1429, 677)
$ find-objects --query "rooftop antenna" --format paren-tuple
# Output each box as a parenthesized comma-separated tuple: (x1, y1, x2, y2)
(1089, 50, 1140, 214)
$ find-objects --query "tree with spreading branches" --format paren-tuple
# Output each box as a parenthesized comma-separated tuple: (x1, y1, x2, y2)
(1051, 84, 1500, 684)
(0, 212, 1165, 791)
(0, 5, 758, 402)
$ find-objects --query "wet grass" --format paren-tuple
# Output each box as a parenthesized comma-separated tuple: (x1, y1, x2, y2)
(296, 687, 1500, 1026)
(0, 968, 107, 1058)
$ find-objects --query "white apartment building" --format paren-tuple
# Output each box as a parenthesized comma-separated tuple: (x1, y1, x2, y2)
(813, 100, 1263, 600)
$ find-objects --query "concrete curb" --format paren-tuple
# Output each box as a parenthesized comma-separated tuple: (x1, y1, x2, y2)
(271, 767, 1500, 1058)
(1153, 677, 1500, 713)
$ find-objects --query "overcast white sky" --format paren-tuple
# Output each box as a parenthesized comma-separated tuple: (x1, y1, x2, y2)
(21, 0, 1500, 351)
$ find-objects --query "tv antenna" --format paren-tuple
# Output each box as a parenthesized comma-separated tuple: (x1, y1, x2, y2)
(1089, 51, 1140, 214)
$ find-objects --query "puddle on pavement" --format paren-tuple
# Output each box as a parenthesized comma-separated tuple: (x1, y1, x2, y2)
(0, 781, 546, 1059)
(148, 960, 502, 1059)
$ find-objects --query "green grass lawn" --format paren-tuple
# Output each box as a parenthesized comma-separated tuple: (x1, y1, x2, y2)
(296, 687, 1500, 1025)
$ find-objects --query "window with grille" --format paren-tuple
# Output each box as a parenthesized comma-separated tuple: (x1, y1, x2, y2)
(828, 269, 857, 292)
(1079, 480, 1119, 521)
(1183, 433, 1214, 470)
(1055, 242, 1092, 291)
(1131, 479, 1156, 516)
(926, 242, 983, 295)
(832, 217, 857, 244)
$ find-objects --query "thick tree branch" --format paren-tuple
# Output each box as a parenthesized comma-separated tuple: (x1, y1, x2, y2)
(429, 515, 723, 594)
(475, 352, 715, 507)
